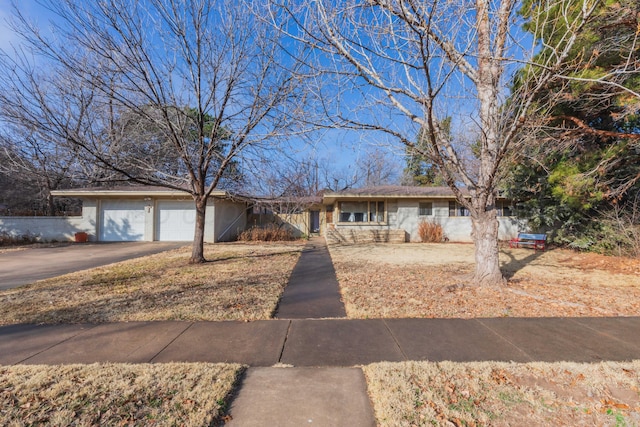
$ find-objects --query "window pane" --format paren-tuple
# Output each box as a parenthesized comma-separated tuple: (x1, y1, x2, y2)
(340, 201, 368, 222)
(377, 201, 385, 222)
(498, 202, 512, 217)
(419, 202, 432, 216)
(449, 201, 456, 216)
(369, 202, 377, 222)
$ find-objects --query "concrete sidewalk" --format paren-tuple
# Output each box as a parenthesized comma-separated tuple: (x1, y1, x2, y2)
(3, 318, 639, 426)
(3, 317, 639, 366)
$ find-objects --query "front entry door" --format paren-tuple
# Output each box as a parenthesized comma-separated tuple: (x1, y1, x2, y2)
(310, 210, 320, 234)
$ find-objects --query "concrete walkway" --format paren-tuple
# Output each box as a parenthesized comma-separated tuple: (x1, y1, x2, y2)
(275, 237, 346, 319)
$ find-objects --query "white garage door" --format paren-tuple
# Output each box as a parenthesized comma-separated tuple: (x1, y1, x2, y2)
(156, 200, 196, 241)
(100, 200, 146, 241)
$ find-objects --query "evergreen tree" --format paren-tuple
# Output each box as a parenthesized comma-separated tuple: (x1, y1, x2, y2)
(507, 0, 640, 254)
(402, 119, 450, 187)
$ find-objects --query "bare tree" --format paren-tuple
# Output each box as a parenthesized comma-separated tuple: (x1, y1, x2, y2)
(0, 0, 302, 263)
(270, 0, 635, 286)
(0, 128, 79, 215)
(355, 147, 401, 187)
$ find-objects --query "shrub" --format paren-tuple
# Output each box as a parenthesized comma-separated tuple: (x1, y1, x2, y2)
(418, 220, 444, 243)
(238, 224, 296, 242)
(0, 231, 39, 247)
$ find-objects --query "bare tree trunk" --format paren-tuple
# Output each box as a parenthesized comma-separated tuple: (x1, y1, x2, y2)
(470, 203, 506, 287)
(190, 196, 207, 264)
(47, 193, 56, 216)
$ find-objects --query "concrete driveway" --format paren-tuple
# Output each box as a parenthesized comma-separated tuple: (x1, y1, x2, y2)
(0, 242, 187, 290)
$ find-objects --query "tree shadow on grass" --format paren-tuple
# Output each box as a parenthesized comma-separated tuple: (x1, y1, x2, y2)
(205, 249, 304, 264)
(0, 262, 293, 325)
(500, 245, 556, 281)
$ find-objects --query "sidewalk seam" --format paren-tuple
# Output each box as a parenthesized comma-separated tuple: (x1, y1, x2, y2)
(567, 318, 640, 350)
(16, 324, 99, 365)
(475, 319, 535, 362)
(382, 320, 408, 361)
(277, 320, 293, 363)
(148, 322, 194, 363)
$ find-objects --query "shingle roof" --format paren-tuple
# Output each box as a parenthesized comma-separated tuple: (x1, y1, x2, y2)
(51, 185, 229, 198)
(324, 185, 468, 198)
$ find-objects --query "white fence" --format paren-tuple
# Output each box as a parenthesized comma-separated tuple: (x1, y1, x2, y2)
(0, 216, 94, 242)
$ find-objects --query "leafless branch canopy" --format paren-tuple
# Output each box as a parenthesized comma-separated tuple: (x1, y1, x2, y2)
(0, 0, 304, 197)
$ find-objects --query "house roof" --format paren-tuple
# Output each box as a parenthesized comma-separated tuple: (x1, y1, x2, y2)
(322, 185, 469, 204)
(51, 185, 229, 198)
(250, 195, 323, 206)
(52, 184, 501, 205)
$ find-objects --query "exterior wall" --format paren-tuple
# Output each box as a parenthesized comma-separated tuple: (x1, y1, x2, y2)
(213, 199, 247, 242)
(277, 212, 309, 238)
(246, 203, 325, 238)
(204, 202, 216, 243)
(0, 216, 94, 242)
(328, 198, 522, 243)
(497, 217, 525, 240)
(0, 197, 250, 243)
(144, 199, 155, 241)
(246, 212, 307, 238)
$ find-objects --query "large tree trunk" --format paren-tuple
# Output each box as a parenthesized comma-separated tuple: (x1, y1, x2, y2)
(190, 195, 207, 264)
(470, 205, 506, 287)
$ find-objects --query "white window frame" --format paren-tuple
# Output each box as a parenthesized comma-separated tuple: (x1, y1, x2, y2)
(338, 200, 386, 223)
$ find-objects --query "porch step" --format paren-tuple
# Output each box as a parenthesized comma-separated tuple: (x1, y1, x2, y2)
(325, 228, 407, 245)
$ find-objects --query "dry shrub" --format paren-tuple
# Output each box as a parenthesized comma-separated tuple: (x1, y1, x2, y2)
(238, 224, 296, 241)
(418, 220, 444, 242)
(0, 231, 39, 246)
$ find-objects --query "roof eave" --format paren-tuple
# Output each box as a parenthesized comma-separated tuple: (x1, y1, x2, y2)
(51, 189, 228, 198)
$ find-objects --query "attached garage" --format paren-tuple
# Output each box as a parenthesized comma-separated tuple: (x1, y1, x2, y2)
(51, 186, 249, 243)
(100, 200, 146, 241)
(156, 200, 196, 241)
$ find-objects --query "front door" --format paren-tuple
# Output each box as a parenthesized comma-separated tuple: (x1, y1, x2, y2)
(310, 210, 320, 234)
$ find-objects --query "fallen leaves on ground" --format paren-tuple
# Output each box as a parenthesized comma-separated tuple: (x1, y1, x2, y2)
(364, 360, 640, 426)
(330, 243, 640, 318)
(0, 242, 304, 324)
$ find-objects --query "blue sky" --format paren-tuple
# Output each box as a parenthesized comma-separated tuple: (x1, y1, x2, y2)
(0, 0, 43, 51)
(0, 0, 19, 51)
(0, 1, 409, 183)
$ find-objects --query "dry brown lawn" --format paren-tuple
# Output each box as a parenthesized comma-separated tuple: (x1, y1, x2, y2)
(364, 360, 640, 426)
(0, 242, 304, 325)
(0, 362, 242, 426)
(330, 243, 640, 318)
